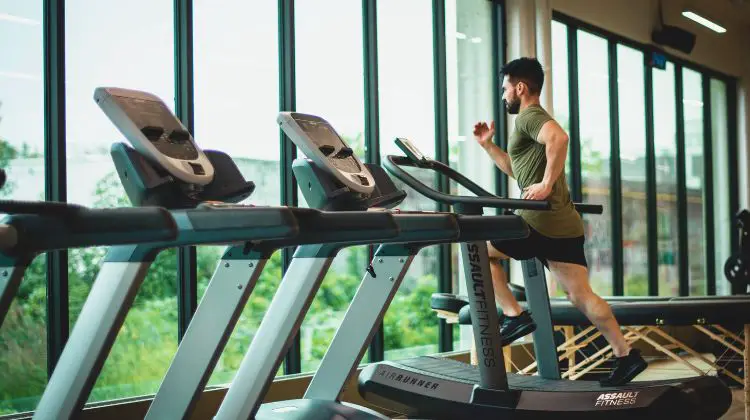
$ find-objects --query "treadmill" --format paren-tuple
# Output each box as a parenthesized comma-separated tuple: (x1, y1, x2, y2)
(216, 112, 551, 420)
(0, 185, 178, 330)
(354, 139, 733, 419)
(31, 88, 401, 420)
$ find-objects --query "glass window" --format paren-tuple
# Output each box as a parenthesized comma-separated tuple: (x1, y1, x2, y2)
(379, 0, 440, 360)
(296, 0, 365, 157)
(682, 68, 706, 295)
(294, 0, 367, 373)
(551, 20, 572, 184)
(617, 45, 648, 296)
(445, 0, 494, 352)
(0, 0, 46, 414)
(652, 62, 679, 296)
(711, 79, 731, 296)
(577, 30, 612, 295)
(192, 0, 280, 385)
(542, 20, 573, 297)
(65, 0, 177, 403)
(446, 0, 494, 194)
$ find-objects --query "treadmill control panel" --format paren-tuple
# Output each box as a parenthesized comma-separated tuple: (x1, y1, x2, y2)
(278, 112, 375, 194)
(95, 87, 214, 186)
(395, 137, 428, 164)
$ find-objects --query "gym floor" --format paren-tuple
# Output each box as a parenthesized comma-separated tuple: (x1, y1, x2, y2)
(633, 355, 745, 419)
(724, 391, 745, 420)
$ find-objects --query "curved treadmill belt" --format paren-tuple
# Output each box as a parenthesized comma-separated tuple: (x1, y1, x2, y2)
(398, 356, 691, 390)
(360, 356, 731, 419)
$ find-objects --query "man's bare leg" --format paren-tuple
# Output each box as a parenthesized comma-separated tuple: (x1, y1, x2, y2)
(487, 242, 524, 317)
(548, 260, 630, 357)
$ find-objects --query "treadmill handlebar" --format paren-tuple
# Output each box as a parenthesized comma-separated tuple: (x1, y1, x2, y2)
(384, 155, 550, 211)
(1, 205, 178, 253)
(574, 203, 604, 215)
(0, 199, 87, 216)
(384, 156, 603, 215)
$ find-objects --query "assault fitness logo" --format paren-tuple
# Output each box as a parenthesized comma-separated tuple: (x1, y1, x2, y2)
(594, 391, 639, 407)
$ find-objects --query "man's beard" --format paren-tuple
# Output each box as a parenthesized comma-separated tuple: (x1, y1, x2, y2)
(504, 98, 521, 114)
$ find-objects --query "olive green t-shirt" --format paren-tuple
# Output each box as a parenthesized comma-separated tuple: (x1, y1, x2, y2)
(509, 105, 583, 238)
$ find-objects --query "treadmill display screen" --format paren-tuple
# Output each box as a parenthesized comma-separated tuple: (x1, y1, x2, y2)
(296, 116, 361, 174)
(112, 95, 199, 160)
(297, 118, 345, 149)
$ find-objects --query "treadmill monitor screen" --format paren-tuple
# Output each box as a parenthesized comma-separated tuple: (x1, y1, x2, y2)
(395, 137, 427, 162)
(108, 94, 199, 161)
(292, 114, 362, 175)
(296, 118, 347, 150)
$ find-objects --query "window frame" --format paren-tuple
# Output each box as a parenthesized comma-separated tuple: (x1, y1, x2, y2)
(552, 11, 739, 296)
(31, 2, 740, 407)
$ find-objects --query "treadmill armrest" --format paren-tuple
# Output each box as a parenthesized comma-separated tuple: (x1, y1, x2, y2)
(7, 207, 178, 253)
(263, 209, 400, 248)
(455, 215, 529, 242)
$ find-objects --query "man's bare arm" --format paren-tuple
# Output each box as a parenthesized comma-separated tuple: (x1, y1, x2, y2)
(536, 120, 568, 188)
(481, 143, 514, 179)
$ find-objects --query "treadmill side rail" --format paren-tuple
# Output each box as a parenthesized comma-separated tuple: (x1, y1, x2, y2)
(0, 263, 29, 329)
(521, 258, 561, 379)
(145, 250, 268, 420)
(304, 245, 415, 400)
(360, 363, 474, 405)
(214, 245, 336, 420)
(33, 260, 152, 420)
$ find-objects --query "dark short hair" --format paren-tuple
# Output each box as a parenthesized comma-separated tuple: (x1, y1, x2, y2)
(501, 57, 544, 95)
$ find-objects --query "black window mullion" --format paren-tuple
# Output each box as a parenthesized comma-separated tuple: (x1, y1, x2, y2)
(278, 0, 301, 375)
(43, 0, 68, 376)
(174, 0, 197, 341)
(362, 0, 385, 363)
(493, 0, 508, 199)
(675, 65, 689, 296)
(363, 0, 380, 168)
(432, 0, 448, 190)
(567, 26, 582, 203)
(727, 80, 741, 294)
(492, 0, 511, 288)
(608, 40, 623, 296)
(644, 61, 658, 296)
(702, 74, 715, 295)
(727, 80, 739, 255)
(432, 0, 452, 354)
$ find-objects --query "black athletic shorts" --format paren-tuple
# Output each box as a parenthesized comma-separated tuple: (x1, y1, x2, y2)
(489, 226, 588, 268)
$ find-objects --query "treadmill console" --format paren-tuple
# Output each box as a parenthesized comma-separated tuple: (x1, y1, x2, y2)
(278, 112, 375, 194)
(395, 137, 428, 165)
(94, 87, 214, 186)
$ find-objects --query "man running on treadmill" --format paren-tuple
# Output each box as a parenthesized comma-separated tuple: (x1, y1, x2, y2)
(473, 57, 647, 386)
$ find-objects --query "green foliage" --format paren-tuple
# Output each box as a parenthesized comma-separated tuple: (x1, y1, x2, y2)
(0, 139, 18, 167)
(580, 136, 605, 176)
(0, 138, 18, 198)
(383, 275, 439, 351)
(625, 274, 648, 296)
